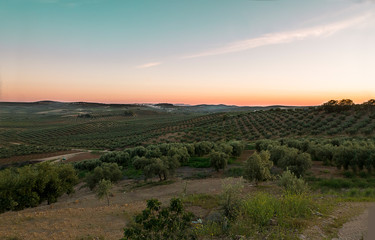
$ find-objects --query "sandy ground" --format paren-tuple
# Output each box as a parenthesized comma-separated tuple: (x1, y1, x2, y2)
(337, 206, 370, 240)
(302, 202, 375, 240)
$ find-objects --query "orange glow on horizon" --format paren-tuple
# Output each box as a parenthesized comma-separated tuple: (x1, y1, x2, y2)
(2, 90, 373, 107)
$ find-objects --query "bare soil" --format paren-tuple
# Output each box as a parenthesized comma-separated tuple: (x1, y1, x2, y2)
(65, 152, 102, 163)
(303, 202, 375, 240)
(310, 161, 343, 179)
(0, 150, 79, 166)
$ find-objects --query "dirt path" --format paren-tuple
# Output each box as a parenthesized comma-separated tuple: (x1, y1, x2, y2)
(33, 151, 86, 162)
(336, 204, 375, 240)
(0, 150, 79, 166)
(303, 202, 375, 240)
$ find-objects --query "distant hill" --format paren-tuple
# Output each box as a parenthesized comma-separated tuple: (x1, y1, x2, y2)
(0, 101, 310, 113)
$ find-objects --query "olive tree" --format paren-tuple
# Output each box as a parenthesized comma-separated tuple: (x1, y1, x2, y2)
(244, 151, 273, 185)
(209, 151, 228, 172)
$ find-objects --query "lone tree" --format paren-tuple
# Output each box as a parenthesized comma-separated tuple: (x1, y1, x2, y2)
(96, 179, 113, 206)
(244, 151, 273, 185)
(209, 151, 229, 172)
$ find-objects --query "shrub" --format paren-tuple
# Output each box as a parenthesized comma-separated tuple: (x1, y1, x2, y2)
(278, 169, 309, 194)
(220, 177, 244, 220)
(241, 192, 315, 229)
(242, 192, 277, 227)
(122, 198, 196, 240)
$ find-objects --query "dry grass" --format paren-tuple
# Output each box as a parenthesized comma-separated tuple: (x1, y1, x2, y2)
(0, 177, 229, 240)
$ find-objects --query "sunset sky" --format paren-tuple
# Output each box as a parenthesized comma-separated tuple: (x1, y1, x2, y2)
(0, 0, 374, 106)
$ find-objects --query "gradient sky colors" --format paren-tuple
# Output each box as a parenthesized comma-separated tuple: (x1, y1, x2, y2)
(0, 0, 374, 106)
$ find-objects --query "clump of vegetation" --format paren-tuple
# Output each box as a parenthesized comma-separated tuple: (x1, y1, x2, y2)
(244, 151, 273, 185)
(0, 162, 78, 213)
(96, 179, 113, 206)
(184, 157, 210, 168)
(220, 177, 244, 220)
(279, 169, 309, 194)
(122, 198, 196, 240)
(209, 151, 229, 172)
(85, 162, 122, 190)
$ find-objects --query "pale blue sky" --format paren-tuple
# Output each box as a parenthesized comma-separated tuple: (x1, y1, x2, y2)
(0, 0, 374, 105)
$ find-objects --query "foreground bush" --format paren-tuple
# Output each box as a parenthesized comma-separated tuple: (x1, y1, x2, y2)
(237, 192, 315, 232)
(220, 177, 244, 220)
(122, 198, 196, 240)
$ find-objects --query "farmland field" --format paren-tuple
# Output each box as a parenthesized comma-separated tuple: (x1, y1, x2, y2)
(1, 101, 375, 162)
(1, 101, 375, 240)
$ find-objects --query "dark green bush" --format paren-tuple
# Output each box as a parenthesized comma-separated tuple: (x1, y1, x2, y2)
(85, 162, 123, 190)
(122, 198, 196, 240)
(0, 162, 78, 213)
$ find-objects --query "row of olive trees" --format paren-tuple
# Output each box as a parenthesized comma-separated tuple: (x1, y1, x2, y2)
(321, 99, 375, 112)
(255, 140, 312, 177)
(256, 138, 375, 173)
(0, 162, 78, 213)
(76, 141, 245, 182)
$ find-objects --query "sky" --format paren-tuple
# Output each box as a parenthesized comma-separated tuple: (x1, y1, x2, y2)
(0, 0, 374, 106)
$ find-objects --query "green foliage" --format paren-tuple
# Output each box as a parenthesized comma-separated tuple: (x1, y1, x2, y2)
(228, 140, 245, 157)
(122, 198, 196, 240)
(209, 151, 228, 172)
(133, 155, 180, 181)
(241, 192, 277, 227)
(225, 167, 244, 177)
(2, 102, 375, 155)
(0, 162, 78, 213)
(73, 159, 102, 171)
(85, 162, 122, 190)
(241, 192, 315, 228)
(220, 177, 244, 220)
(183, 193, 219, 209)
(96, 179, 112, 206)
(244, 151, 273, 185)
(309, 177, 375, 190)
(0, 145, 68, 159)
(123, 167, 143, 179)
(185, 157, 210, 168)
(279, 169, 309, 194)
(272, 146, 312, 177)
(194, 141, 214, 157)
(100, 152, 131, 167)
